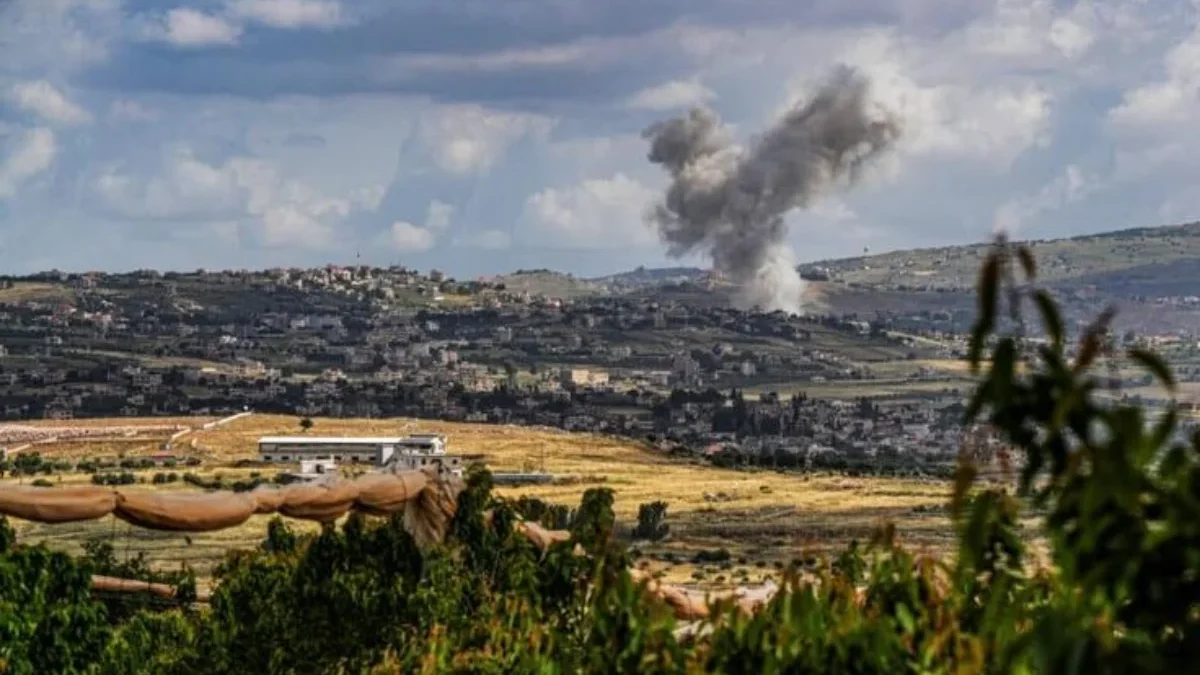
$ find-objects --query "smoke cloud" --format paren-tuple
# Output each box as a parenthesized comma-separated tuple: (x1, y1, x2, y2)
(642, 66, 901, 313)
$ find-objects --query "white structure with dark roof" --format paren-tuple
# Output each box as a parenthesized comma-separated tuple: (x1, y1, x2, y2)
(257, 434, 462, 476)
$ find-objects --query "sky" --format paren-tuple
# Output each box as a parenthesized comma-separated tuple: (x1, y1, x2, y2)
(0, 0, 1198, 278)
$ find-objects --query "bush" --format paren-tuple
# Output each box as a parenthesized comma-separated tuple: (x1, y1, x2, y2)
(692, 548, 732, 564)
(91, 471, 137, 486)
(632, 500, 670, 541)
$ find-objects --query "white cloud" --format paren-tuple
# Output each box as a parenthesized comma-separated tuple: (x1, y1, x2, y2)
(92, 149, 242, 221)
(625, 79, 715, 111)
(0, 128, 58, 200)
(108, 100, 159, 123)
(831, 30, 1054, 168)
(992, 164, 1097, 234)
(425, 200, 455, 230)
(7, 0, 1200, 272)
(381, 200, 455, 252)
(524, 173, 658, 247)
(455, 229, 512, 250)
(348, 184, 385, 210)
(420, 105, 554, 174)
(226, 0, 344, 30)
(91, 146, 372, 249)
(389, 221, 436, 252)
(0, 0, 121, 74)
(1109, 26, 1200, 130)
(8, 81, 92, 125)
(147, 8, 243, 47)
(962, 0, 1096, 60)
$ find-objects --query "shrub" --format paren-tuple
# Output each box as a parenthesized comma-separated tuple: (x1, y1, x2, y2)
(632, 500, 670, 541)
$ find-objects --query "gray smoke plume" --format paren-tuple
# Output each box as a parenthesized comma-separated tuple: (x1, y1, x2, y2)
(642, 66, 901, 313)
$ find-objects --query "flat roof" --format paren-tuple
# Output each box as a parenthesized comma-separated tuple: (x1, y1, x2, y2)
(259, 436, 419, 445)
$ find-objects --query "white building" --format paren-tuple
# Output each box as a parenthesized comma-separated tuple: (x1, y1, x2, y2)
(257, 434, 463, 476)
(288, 456, 339, 481)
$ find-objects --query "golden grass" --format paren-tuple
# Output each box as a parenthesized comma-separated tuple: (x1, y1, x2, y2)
(0, 282, 75, 304)
(14, 416, 212, 429)
(870, 359, 975, 376)
(5, 414, 956, 584)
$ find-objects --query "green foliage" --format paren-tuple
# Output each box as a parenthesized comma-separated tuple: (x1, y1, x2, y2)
(512, 496, 574, 530)
(570, 488, 616, 554)
(964, 238, 1200, 671)
(0, 520, 109, 674)
(81, 538, 197, 624)
(92, 472, 137, 486)
(0, 242, 1198, 672)
(633, 501, 670, 541)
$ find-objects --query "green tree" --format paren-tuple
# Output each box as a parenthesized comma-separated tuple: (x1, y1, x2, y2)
(632, 501, 670, 541)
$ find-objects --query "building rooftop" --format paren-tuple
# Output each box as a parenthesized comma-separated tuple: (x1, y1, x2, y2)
(259, 436, 418, 445)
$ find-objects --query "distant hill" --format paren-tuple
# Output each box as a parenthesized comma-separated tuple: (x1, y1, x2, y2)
(800, 221, 1200, 294)
(590, 266, 707, 287)
(489, 270, 606, 298)
(491, 267, 709, 298)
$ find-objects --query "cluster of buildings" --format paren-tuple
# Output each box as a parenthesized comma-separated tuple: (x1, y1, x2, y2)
(3, 261, 1198, 476)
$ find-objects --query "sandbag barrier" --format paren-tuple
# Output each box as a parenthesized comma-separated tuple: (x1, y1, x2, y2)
(0, 468, 463, 549)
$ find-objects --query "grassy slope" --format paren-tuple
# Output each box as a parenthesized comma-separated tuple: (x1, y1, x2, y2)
(0, 282, 76, 304)
(804, 221, 1200, 291)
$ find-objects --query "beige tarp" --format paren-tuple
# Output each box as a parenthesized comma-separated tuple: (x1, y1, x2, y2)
(277, 480, 361, 522)
(355, 472, 429, 516)
(518, 521, 572, 552)
(91, 575, 180, 599)
(0, 486, 117, 523)
(248, 486, 287, 514)
(628, 568, 784, 621)
(91, 575, 211, 603)
(403, 472, 464, 548)
(629, 568, 712, 620)
(115, 491, 258, 532)
(0, 470, 460, 531)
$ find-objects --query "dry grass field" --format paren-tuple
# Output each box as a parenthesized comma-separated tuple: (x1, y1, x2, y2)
(3, 414, 959, 585)
(0, 281, 75, 304)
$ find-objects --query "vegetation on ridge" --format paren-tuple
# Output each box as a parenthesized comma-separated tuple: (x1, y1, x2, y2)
(1, 238, 1198, 673)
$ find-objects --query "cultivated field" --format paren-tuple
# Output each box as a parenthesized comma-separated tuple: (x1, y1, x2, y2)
(3, 414, 961, 585)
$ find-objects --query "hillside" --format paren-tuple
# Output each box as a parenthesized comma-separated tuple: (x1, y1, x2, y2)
(800, 221, 1200, 293)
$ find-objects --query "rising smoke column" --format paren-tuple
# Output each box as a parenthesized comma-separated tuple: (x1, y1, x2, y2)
(642, 66, 901, 313)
